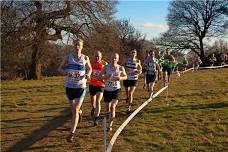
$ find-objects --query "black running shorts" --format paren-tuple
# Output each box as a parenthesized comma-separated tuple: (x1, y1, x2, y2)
(65, 87, 86, 100)
(146, 74, 156, 84)
(123, 80, 137, 87)
(162, 67, 172, 75)
(89, 85, 104, 96)
(103, 89, 121, 103)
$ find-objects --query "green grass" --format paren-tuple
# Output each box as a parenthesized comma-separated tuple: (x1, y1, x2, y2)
(1, 68, 228, 152)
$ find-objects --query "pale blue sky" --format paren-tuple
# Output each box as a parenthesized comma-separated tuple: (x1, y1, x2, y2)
(115, 0, 171, 40)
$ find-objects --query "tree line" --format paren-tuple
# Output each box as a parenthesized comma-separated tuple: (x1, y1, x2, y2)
(1, 0, 227, 80)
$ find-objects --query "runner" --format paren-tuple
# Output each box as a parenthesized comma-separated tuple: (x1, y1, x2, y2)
(220, 52, 227, 66)
(182, 56, 188, 71)
(142, 50, 149, 90)
(155, 49, 163, 80)
(58, 38, 92, 142)
(123, 49, 142, 114)
(102, 53, 127, 131)
(144, 49, 161, 98)
(194, 56, 202, 70)
(89, 50, 107, 126)
(161, 48, 176, 86)
(209, 53, 217, 66)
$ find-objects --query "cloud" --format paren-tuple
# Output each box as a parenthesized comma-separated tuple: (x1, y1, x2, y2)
(142, 23, 169, 30)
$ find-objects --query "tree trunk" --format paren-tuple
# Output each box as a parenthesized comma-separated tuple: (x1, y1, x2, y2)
(28, 44, 42, 80)
(199, 37, 205, 63)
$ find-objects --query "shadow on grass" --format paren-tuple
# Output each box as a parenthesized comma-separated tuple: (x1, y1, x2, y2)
(143, 102, 228, 114)
(6, 108, 71, 152)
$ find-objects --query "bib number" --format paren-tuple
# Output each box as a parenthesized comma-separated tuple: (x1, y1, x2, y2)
(107, 81, 117, 87)
(92, 70, 101, 80)
(68, 72, 81, 81)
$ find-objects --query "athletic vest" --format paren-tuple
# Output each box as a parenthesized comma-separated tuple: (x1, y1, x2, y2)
(162, 54, 174, 68)
(124, 59, 139, 80)
(221, 54, 226, 61)
(89, 60, 105, 87)
(104, 64, 121, 91)
(65, 52, 86, 88)
(145, 58, 157, 75)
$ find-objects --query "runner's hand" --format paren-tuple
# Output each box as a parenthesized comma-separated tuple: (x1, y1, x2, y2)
(84, 74, 90, 80)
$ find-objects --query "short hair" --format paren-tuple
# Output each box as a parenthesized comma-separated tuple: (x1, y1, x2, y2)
(73, 38, 84, 45)
(111, 52, 119, 58)
(94, 50, 102, 56)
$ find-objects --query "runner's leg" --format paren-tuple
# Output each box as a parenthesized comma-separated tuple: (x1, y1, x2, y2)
(94, 92, 103, 125)
(127, 86, 136, 112)
(71, 98, 84, 134)
(109, 99, 118, 130)
(90, 94, 96, 116)
(125, 86, 129, 103)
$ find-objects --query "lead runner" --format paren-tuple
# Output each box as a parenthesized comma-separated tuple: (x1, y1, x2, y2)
(58, 38, 92, 142)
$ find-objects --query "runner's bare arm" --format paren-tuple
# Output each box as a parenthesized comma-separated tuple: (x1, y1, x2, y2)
(100, 65, 109, 80)
(99, 61, 108, 81)
(119, 66, 127, 80)
(171, 55, 176, 63)
(156, 62, 162, 77)
(142, 60, 148, 70)
(85, 56, 92, 79)
(136, 60, 142, 75)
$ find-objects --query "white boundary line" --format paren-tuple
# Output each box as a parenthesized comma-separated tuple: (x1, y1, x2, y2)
(178, 64, 228, 74)
(106, 85, 168, 152)
(106, 64, 227, 152)
(181, 67, 194, 74)
(198, 64, 228, 69)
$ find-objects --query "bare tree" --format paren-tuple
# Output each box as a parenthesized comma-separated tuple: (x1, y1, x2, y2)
(85, 21, 121, 61)
(156, 0, 228, 63)
(1, 0, 116, 79)
(116, 19, 146, 59)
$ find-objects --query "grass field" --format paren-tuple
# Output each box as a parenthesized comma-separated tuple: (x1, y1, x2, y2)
(1, 68, 228, 152)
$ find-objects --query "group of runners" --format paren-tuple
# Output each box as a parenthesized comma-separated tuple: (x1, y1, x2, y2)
(181, 52, 227, 70)
(209, 52, 228, 66)
(57, 38, 183, 143)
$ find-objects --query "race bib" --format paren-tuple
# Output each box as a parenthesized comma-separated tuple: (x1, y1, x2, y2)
(68, 71, 81, 81)
(107, 80, 118, 87)
(92, 70, 101, 80)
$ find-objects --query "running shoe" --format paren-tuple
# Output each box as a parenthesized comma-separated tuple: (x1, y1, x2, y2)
(94, 117, 98, 126)
(106, 127, 112, 132)
(94, 120, 98, 126)
(164, 81, 168, 87)
(91, 108, 95, 116)
(66, 133, 74, 143)
(126, 109, 131, 115)
(125, 97, 129, 103)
